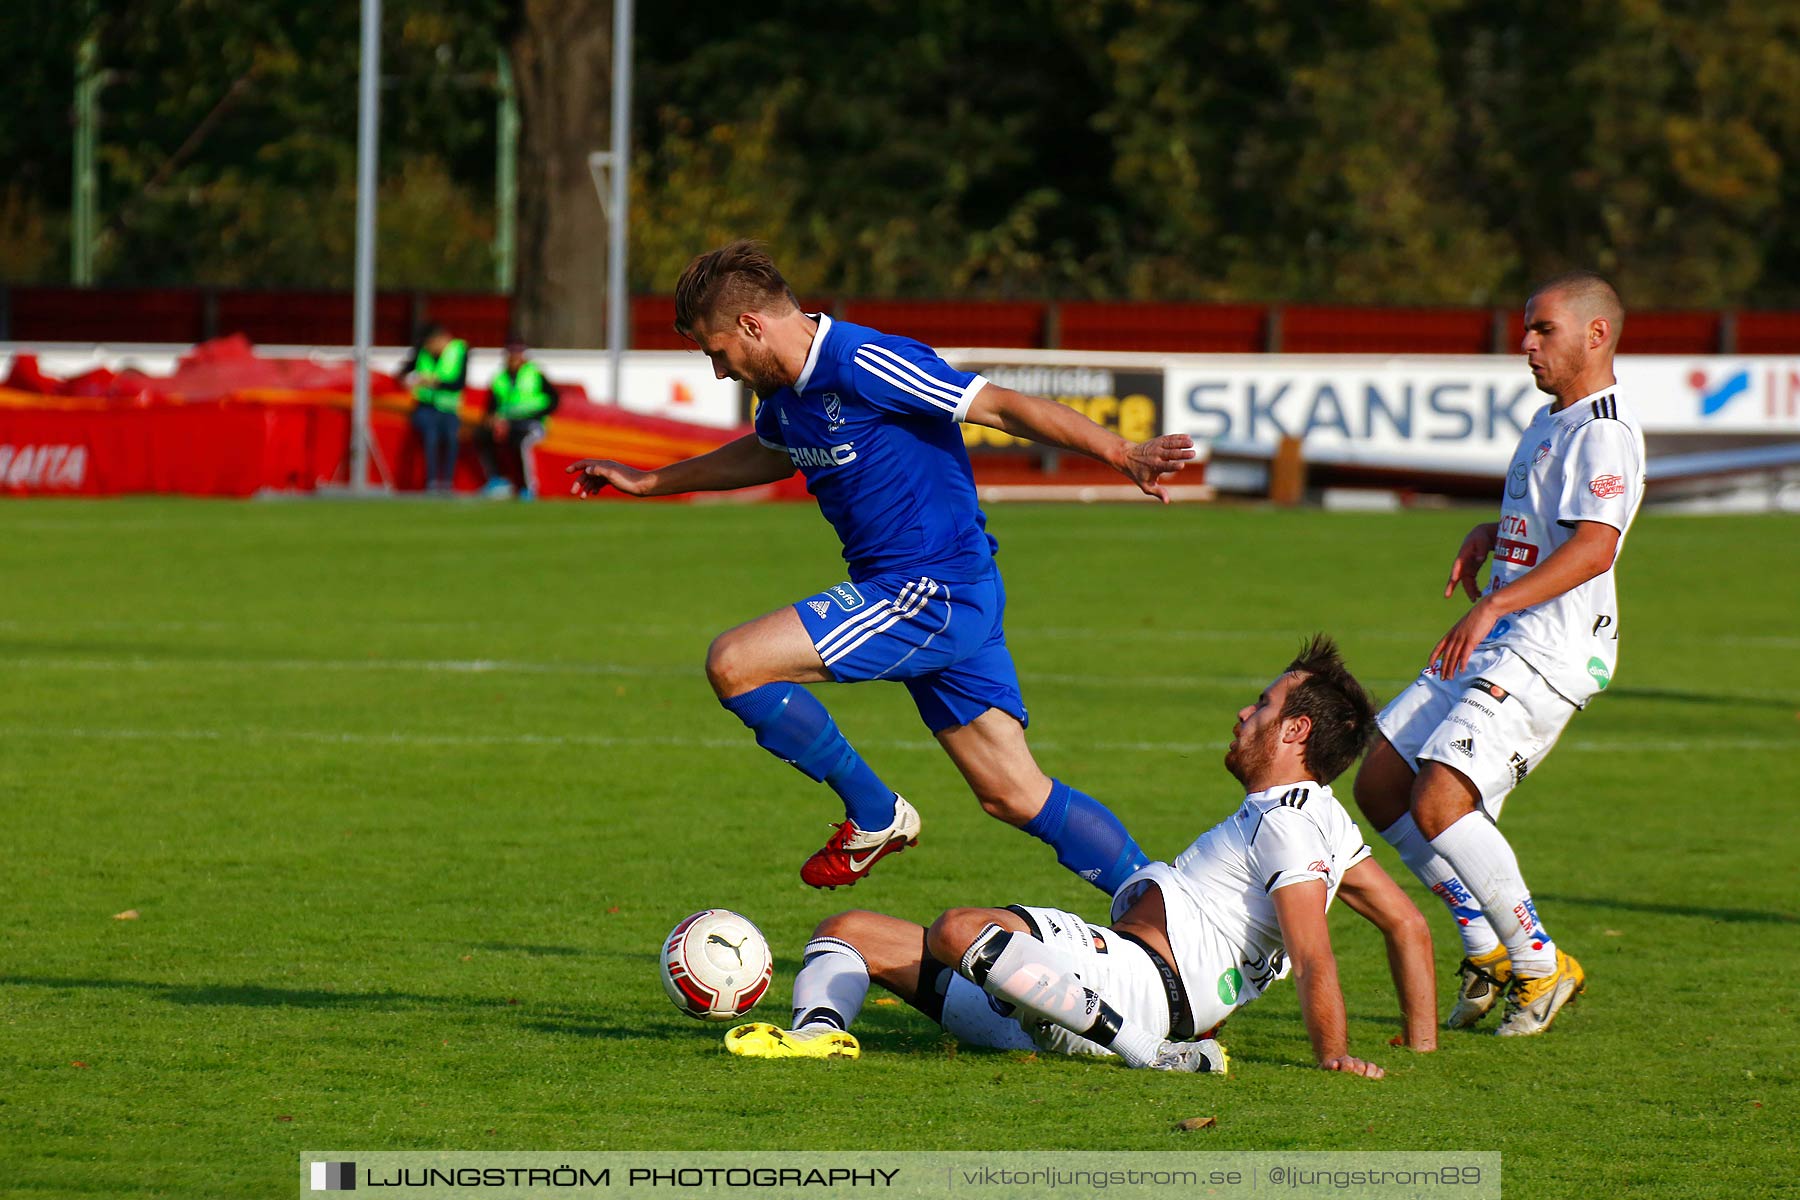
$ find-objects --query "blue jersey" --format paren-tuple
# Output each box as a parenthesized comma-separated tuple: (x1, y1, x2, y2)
(754, 315, 997, 582)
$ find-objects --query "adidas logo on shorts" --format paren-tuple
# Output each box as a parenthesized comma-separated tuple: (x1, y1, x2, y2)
(1450, 736, 1475, 758)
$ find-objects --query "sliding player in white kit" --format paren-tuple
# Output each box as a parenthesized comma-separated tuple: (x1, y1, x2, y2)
(1354, 270, 1646, 1036)
(725, 638, 1439, 1075)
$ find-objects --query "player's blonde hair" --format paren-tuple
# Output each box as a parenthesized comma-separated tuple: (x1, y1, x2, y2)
(674, 241, 800, 340)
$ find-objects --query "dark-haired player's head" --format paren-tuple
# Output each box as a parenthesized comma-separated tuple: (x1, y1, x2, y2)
(1224, 634, 1377, 789)
(1523, 270, 1624, 398)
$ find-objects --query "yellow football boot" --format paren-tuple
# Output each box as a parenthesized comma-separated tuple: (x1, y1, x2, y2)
(724, 1022, 861, 1059)
(1495, 949, 1586, 1037)
(1446, 944, 1513, 1030)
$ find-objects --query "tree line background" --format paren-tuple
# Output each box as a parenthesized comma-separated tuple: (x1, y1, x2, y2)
(4, 0, 1798, 345)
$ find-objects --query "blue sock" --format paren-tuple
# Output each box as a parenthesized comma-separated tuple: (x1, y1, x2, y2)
(720, 683, 896, 829)
(1022, 779, 1149, 894)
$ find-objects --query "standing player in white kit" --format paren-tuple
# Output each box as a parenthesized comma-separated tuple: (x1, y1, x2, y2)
(1353, 270, 1646, 1036)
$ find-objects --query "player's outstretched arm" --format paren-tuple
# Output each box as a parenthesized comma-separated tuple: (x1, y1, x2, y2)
(1428, 519, 1621, 677)
(1336, 859, 1438, 1052)
(962, 384, 1197, 502)
(566, 433, 795, 498)
(1270, 880, 1384, 1078)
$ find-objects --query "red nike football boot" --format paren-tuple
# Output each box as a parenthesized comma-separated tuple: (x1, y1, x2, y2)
(799, 796, 921, 889)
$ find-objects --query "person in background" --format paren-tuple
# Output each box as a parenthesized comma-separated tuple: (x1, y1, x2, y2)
(477, 338, 559, 500)
(399, 323, 468, 493)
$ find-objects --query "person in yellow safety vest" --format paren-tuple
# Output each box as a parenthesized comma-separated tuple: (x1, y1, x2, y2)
(399, 323, 468, 493)
(477, 337, 560, 500)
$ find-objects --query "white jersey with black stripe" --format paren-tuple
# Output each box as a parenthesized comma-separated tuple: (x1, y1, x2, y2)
(1487, 387, 1646, 706)
(1112, 781, 1370, 1010)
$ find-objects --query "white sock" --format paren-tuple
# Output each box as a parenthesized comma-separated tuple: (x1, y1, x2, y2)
(790, 936, 870, 1032)
(1429, 812, 1556, 976)
(960, 925, 1162, 1068)
(1381, 813, 1502, 959)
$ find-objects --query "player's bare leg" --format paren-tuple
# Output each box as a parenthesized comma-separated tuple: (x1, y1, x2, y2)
(934, 711, 1052, 825)
(726, 910, 945, 1060)
(1352, 737, 1414, 831)
(1414, 761, 1583, 1036)
(937, 712, 1148, 893)
(1355, 739, 1510, 1028)
(707, 607, 916, 889)
(924, 906, 1034, 960)
(704, 606, 834, 696)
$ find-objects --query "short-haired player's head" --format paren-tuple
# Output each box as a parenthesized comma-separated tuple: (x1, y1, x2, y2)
(673, 241, 802, 395)
(673, 240, 800, 342)
(1522, 270, 1625, 398)
(1278, 634, 1378, 784)
(1225, 634, 1376, 788)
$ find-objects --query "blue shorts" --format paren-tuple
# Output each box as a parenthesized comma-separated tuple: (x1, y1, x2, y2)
(793, 570, 1028, 734)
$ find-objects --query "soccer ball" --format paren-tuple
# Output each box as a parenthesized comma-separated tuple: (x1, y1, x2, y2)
(659, 909, 773, 1022)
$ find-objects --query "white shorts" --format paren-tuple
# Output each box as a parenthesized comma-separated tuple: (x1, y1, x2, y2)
(938, 906, 1173, 1059)
(1114, 866, 1261, 1037)
(1377, 645, 1575, 820)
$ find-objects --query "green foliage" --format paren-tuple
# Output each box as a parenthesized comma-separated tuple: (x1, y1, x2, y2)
(0, 500, 1795, 1198)
(632, 0, 1120, 298)
(2, 0, 507, 289)
(5, 0, 1800, 303)
(1435, 0, 1800, 306)
(0, 186, 62, 283)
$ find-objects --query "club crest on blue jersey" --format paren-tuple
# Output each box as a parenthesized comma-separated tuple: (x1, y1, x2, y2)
(823, 392, 844, 431)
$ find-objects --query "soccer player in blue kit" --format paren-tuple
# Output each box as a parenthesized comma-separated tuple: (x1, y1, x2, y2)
(569, 242, 1198, 892)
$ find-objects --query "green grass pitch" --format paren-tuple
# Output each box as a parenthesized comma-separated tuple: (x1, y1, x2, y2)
(1, 498, 1795, 1198)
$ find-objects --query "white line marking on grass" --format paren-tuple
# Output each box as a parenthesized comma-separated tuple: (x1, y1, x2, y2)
(5, 655, 692, 679)
(7, 654, 1795, 704)
(0, 726, 1790, 755)
(5, 616, 1796, 651)
(0, 655, 1286, 691)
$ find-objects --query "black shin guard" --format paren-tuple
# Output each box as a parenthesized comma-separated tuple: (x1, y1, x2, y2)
(957, 923, 1013, 988)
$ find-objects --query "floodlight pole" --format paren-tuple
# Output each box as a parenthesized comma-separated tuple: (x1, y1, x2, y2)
(349, 0, 383, 492)
(606, 0, 634, 406)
